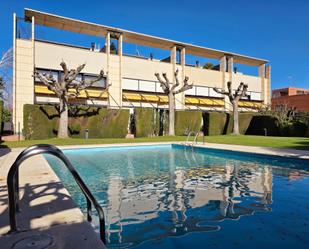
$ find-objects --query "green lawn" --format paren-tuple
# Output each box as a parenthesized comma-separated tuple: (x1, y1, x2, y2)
(1, 135, 308, 150)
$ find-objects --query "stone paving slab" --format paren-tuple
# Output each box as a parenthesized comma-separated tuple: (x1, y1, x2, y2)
(0, 149, 106, 249)
(193, 142, 309, 160)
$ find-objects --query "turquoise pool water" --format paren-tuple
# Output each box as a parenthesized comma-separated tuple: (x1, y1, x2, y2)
(45, 144, 309, 249)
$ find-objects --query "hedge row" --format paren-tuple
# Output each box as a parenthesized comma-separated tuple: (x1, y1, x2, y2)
(203, 112, 278, 136)
(203, 111, 309, 137)
(23, 104, 130, 140)
(175, 110, 202, 135)
(0, 101, 3, 140)
(134, 108, 160, 137)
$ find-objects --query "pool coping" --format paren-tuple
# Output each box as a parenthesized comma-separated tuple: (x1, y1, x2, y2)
(48, 141, 309, 160)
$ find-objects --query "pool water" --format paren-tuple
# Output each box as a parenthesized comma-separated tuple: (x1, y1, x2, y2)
(45, 144, 309, 249)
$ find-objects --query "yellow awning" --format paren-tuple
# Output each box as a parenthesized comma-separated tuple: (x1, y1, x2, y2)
(239, 101, 263, 109)
(34, 85, 108, 99)
(122, 92, 168, 103)
(185, 97, 224, 106)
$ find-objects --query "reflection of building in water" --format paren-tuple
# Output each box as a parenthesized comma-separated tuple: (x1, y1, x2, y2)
(105, 157, 273, 245)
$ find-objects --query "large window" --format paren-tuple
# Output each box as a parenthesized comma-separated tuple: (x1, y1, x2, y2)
(35, 68, 106, 88)
(35, 69, 59, 82)
(186, 85, 223, 98)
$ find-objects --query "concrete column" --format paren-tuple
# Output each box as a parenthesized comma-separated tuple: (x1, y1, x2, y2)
(220, 56, 229, 112)
(118, 33, 123, 107)
(265, 65, 271, 105)
(227, 56, 234, 74)
(106, 32, 122, 108)
(32, 16, 35, 103)
(14, 16, 35, 133)
(171, 46, 185, 110)
(13, 13, 16, 132)
(259, 63, 266, 104)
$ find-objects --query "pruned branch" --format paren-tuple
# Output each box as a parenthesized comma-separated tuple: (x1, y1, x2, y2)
(155, 72, 169, 93)
(171, 69, 180, 91)
(80, 70, 104, 89)
(173, 79, 193, 94)
(213, 81, 249, 103)
(213, 87, 228, 95)
(66, 63, 86, 84)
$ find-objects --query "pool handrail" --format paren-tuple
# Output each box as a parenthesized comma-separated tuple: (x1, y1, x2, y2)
(6, 144, 106, 244)
(185, 130, 201, 145)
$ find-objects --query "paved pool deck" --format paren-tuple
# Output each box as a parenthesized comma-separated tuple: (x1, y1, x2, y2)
(0, 142, 308, 249)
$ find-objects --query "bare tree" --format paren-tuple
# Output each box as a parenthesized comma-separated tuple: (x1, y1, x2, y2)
(155, 70, 193, 136)
(214, 81, 249, 135)
(0, 48, 13, 106)
(34, 62, 106, 138)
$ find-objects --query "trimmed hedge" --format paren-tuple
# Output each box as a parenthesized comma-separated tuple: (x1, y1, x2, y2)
(203, 112, 228, 135)
(24, 104, 58, 140)
(0, 101, 3, 139)
(23, 104, 129, 140)
(175, 110, 202, 135)
(246, 115, 279, 136)
(203, 112, 275, 135)
(226, 113, 255, 135)
(134, 108, 160, 137)
(87, 108, 129, 138)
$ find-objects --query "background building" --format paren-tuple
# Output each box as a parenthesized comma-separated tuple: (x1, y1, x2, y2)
(13, 9, 271, 132)
(272, 87, 309, 112)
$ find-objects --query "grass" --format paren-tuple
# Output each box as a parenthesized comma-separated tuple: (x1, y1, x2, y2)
(201, 135, 309, 150)
(1, 135, 309, 150)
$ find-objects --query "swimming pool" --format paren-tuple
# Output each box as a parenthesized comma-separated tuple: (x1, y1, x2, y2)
(45, 144, 309, 249)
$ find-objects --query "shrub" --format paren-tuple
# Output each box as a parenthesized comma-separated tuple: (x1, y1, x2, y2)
(88, 108, 129, 138)
(246, 115, 279, 136)
(23, 104, 129, 140)
(23, 104, 58, 140)
(134, 108, 160, 137)
(203, 112, 227, 135)
(227, 113, 255, 134)
(175, 110, 202, 135)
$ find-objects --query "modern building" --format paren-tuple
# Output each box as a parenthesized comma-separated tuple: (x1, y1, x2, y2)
(12, 9, 271, 132)
(272, 87, 309, 112)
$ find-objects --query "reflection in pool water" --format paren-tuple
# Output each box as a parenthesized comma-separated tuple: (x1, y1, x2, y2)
(45, 145, 309, 249)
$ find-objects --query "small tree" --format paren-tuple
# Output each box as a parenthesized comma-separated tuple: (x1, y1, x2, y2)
(155, 70, 193, 136)
(214, 81, 249, 135)
(203, 62, 214, 69)
(34, 62, 106, 138)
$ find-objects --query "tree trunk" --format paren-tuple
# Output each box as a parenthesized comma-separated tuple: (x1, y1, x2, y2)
(232, 101, 240, 135)
(58, 97, 68, 138)
(168, 92, 175, 136)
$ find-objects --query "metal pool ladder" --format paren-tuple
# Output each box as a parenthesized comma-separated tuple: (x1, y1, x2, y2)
(185, 131, 200, 146)
(6, 144, 107, 244)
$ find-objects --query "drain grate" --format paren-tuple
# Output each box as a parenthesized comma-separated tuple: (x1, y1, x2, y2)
(11, 234, 54, 249)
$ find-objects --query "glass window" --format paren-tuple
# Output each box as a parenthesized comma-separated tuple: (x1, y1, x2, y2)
(84, 74, 106, 88)
(209, 88, 222, 97)
(139, 80, 156, 92)
(35, 69, 58, 82)
(123, 78, 139, 91)
(60, 72, 82, 83)
(196, 86, 209, 96)
(185, 86, 196, 96)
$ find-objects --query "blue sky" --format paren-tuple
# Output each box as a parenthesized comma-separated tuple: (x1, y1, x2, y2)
(1, 0, 308, 89)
